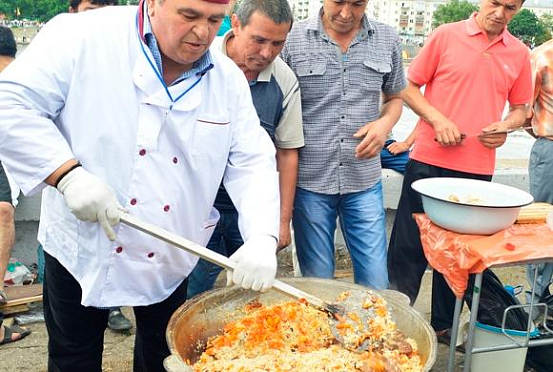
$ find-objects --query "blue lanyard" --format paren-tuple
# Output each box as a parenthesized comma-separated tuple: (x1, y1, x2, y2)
(135, 11, 202, 105)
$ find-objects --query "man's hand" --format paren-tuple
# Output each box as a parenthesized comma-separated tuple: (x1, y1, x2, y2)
(353, 119, 389, 159)
(57, 167, 122, 241)
(477, 121, 509, 149)
(277, 222, 292, 251)
(386, 140, 411, 155)
(226, 235, 277, 292)
(433, 118, 464, 146)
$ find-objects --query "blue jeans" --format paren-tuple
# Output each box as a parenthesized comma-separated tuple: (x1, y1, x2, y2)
(380, 139, 409, 174)
(186, 210, 243, 299)
(292, 183, 389, 289)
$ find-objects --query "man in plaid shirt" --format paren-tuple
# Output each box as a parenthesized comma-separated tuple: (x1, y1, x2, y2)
(281, 0, 406, 289)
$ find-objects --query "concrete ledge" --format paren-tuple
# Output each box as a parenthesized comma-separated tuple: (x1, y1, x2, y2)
(14, 193, 41, 222)
(492, 167, 530, 193)
(382, 169, 404, 210)
(13, 167, 529, 223)
(11, 166, 530, 265)
(13, 193, 41, 265)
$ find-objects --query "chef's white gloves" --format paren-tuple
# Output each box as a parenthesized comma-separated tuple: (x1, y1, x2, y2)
(226, 235, 278, 292)
(57, 167, 121, 241)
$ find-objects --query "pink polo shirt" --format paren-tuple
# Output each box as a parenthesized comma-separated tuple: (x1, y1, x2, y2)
(409, 13, 532, 175)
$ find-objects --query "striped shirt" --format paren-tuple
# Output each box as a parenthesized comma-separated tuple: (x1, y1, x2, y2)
(281, 10, 406, 195)
(531, 39, 553, 139)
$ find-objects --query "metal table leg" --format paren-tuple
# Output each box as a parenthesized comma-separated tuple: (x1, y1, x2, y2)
(448, 297, 464, 372)
(464, 272, 483, 372)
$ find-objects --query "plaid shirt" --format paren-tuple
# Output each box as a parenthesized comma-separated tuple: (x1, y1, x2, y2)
(531, 39, 553, 139)
(281, 10, 406, 195)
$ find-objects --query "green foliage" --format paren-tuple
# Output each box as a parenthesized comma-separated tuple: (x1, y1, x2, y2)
(0, 1, 144, 21)
(508, 9, 550, 47)
(0, 0, 68, 22)
(432, 0, 478, 29)
(540, 13, 553, 35)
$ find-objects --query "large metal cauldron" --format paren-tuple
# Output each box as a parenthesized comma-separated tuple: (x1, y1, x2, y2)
(164, 278, 437, 371)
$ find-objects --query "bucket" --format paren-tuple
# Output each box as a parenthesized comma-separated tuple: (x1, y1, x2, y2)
(471, 322, 539, 372)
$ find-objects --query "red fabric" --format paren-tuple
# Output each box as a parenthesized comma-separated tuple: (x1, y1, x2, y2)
(414, 214, 553, 298)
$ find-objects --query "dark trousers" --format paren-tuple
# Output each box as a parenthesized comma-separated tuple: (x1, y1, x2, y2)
(43, 251, 188, 372)
(387, 159, 491, 331)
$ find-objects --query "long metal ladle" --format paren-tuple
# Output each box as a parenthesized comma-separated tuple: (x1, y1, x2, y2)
(119, 212, 373, 351)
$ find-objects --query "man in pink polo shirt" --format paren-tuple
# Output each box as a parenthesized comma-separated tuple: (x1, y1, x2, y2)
(388, 0, 532, 346)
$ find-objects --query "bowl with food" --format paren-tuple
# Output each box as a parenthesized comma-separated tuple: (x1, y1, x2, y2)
(164, 278, 437, 372)
(411, 177, 533, 235)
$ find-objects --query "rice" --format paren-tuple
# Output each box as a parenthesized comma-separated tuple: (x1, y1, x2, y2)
(193, 291, 422, 372)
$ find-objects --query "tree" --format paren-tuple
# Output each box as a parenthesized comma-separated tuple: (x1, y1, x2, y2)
(33, 0, 67, 22)
(0, 0, 66, 22)
(540, 13, 553, 35)
(0, 0, 17, 19)
(432, 0, 478, 29)
(508, 9, 550, 47)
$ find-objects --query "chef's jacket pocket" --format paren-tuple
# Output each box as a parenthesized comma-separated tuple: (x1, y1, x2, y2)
(193, 115, 231, 158)
(199, 208, 220, 247)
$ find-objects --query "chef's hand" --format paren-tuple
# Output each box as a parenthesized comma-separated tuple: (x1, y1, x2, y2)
(226, 235, 277, 292)
(57, 167, 122, 241)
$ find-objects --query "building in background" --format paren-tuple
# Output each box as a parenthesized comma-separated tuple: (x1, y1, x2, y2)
(525, 0, 553, 17)
(288, 0, 553, 45)
(368, 0, 443, 44)
(288, 0, 322, 19)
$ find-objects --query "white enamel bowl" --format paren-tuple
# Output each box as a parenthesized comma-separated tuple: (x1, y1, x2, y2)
(411, 177, 534, 235)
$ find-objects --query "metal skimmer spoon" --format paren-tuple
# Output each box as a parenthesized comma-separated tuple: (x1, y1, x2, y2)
(119, 212, 379, 349)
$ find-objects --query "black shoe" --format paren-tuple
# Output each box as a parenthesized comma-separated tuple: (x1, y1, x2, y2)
(108, 309, 133, 331)
(435, 328, 466, 353)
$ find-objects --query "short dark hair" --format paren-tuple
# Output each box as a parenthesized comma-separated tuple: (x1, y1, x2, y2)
(0, 26, 16, 58)
(235, 0, 293, 29)
(69, 0, 119, 11)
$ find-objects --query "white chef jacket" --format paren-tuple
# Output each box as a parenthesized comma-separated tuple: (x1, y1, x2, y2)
(0, 6, 279, 307)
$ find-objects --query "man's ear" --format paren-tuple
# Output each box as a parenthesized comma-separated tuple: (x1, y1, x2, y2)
(231, 13, 241, 33)
(146, 0, 156, 16)
(69, 6, 76, 13)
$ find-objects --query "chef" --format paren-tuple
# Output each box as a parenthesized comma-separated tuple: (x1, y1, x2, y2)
(0, 0, 279, 370)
